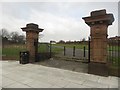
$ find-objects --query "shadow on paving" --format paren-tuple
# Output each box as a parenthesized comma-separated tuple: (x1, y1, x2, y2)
(34, 59, 88, 73)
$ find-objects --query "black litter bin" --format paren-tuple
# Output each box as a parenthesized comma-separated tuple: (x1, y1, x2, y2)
(19, 51, 29, 64)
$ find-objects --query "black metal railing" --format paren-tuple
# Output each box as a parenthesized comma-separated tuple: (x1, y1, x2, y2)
(50, 37, 91, 63)
(108, 39, 119, 66)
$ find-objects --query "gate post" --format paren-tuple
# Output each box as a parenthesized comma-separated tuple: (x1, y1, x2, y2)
(21, 23, 44, 63)
(83, 9, 114, 76)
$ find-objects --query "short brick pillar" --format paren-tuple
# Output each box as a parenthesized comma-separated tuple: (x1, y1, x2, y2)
(21, 23, 44, 63)
(83, 9, 114, 76)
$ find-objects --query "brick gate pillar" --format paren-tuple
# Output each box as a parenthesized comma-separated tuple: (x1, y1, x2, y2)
(21, 23, 44, 63)
(82, 9, 114, 76)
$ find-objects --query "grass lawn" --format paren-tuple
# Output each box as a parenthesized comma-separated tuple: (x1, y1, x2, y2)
(108, 57, 120, 66)
(38, 43, 63, 53)
(2, 43, 120, 65)
(38, 43, 49, 53)
(53, 43, 120, 51)
(2, 44, 26, 60)
(52, 43, 88, 49)
(2, 43, 62, 60)
(108, 45, 120, 51)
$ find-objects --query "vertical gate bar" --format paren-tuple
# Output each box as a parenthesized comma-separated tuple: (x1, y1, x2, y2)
(109, 40, 111, 63)
(108, 39, 109, 63)
(114, 40, 116, 65)
(117, 39, 118, 65)
(112, 40, 113, 64)
(110, 40, 112, 63)
(73, 46, 75, 57)
(80, 43, 81, 59)
(108, 39, 110, 63)
(64, 46, 66, 56)
(116, 39, 118, 65)
(84, 46, 86, 57)
(115, 40, 117, 65)
(88, 37, 90, 63)
(118, 40, 120, 67)
(46, 44, 48, 52)
(50, 41, 52, 58)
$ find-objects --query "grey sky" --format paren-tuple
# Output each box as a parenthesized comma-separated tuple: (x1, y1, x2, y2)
(1, 1, 118, 42)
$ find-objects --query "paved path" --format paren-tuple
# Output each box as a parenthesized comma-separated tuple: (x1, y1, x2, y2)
(0, 61, 119, 88)
(53, 46, 88, 59)
(35, 59, 88, 73)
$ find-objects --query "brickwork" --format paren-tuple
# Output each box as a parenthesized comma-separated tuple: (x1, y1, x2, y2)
(83, 9, 114, 63)
(21, 23, 43, 63)
(90, 24, 108, 63)
(83, 9, 114, 76)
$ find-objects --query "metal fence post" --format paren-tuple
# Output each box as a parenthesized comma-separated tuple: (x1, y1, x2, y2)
(64, 46, 66, 56)
(117, 39, 119, 65)
(112, 40, 113, 63)
(88, 37, 90, 63)
(50, 41, 52, 58)
(73, 46, 75, 57)
(84, 46, 86, 57)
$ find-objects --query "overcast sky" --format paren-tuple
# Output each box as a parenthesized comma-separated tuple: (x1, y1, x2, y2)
(1, 1, 119, 42)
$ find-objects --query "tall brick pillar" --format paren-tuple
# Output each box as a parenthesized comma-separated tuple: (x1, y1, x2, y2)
(21, 23, 44, 63)
(83, 9, 114, 76)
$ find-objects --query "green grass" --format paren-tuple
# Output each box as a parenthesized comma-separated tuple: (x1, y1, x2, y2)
(38, 43, 49, 53)
(53, 44, 120, 51)
(38, 43, 63, 53)
(2, 43, 120, 67)
(108, 46, 120, 51)
(53, 44, 88, 49)
(108, 57, 120, 67)
(2, 44, 26, 59)
(2, 44, 50, 60)
(52, 47, 63, 54)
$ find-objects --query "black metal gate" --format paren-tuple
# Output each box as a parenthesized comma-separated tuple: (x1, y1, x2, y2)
(107, 38, 119, 66)
(50, 37, 90, 63)
(107, 38, 120, 76)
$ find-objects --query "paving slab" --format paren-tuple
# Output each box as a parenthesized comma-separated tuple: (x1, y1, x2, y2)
(2, 76, 17, 87)
(26, 80, 53, 88)
(4, 82, 31, 88)
(82, 80, 109, 88)
(1, 61, 119, 88)
(64, 82, 92, 88)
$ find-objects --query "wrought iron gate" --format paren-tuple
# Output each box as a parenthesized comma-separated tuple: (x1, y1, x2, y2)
(50, 37, 90, 63)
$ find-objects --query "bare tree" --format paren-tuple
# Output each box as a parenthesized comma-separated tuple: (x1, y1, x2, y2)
(82, 38, 86, 42)
(10, 32, 19, 43)
(1, 28, 9, 38)
(1, 28, 10, 48)
(17, 35, 25, 44)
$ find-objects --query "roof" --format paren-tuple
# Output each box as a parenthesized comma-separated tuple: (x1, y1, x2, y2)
(21, 23, 44, 32)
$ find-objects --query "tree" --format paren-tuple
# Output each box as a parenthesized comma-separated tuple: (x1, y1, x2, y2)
(1, 28, 10, 48)
(17, 35, 25, 44)
(57, 40, 65, 44)
(1, 28, 9, 38)
(82, 38, 86, 42)
(10, 32, 19, 43)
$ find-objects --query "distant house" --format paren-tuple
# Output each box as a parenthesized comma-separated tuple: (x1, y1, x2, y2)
(51, 41, 56, 44)
(108, 36, 120, 45)
(108, 36, 120, 40)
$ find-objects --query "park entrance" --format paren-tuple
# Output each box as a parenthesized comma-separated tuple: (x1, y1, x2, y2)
(20, 9, 117, 76)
